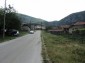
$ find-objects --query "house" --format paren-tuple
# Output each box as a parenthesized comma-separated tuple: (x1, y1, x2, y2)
(49, 21, 85, 34)
(69, 21, 85, 34)
(35, 25, 46, 30)
(21, 23, 46, 31)
(35, 25, 41, 30)
(21, 23, 37, 31)
(48, 26, 64, 34)
(49, 30, 63, 34)
(61, 25, 70, 33)
(21, 23, 30, 32)
(41, 26, 46, 30)
(49, 25, 70, 34)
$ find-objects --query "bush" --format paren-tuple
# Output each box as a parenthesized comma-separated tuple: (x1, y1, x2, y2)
(72, 30, 79, 35)
(72, 29, 85, 35)
(79, 29, 85, 35)
(45, 26, 53, 31)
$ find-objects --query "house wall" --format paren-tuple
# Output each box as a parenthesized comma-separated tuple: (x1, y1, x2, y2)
(69, 28, 73, 34)
(21, 26, 30, 32)
(69, 25, 85, 34)
(35, 25, 41, 30)
(31, 25, 35, 30)
(35, 25, 45, 30)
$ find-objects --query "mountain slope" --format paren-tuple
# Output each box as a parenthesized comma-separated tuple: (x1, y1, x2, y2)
(59, 11, 85, 25)
(48, 11, 85, 26)
(17, 13, 47, 25)
(47, 21, 59, 26)
(17, 11, 85, 27)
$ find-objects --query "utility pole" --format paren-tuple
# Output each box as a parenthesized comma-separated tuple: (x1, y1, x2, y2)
(41, 22, 42, 30)
(3, 0, 7, 39)
(30, 20, 31, 30)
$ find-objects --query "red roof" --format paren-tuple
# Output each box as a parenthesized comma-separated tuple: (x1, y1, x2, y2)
(74, 22, 85, 25)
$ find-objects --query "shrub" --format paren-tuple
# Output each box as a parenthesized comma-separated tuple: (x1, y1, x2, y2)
(72, 29, 85, 35)
(72, 30, 79, 35)
(79, 29, 85, 35)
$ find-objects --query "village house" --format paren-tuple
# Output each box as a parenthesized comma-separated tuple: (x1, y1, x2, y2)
(21, 23, 30, 32)
(61, 25, 70, 33)
(49, 25, 71, 34)
(35, 25, 46, 30)
(21, 23, 45, 31)
(49, 26, 64, 34)
(69, 21, 85, 34)
(49, 21, 85, 34)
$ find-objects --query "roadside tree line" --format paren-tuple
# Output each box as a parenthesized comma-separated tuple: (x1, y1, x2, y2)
(0, 5, 21, 32)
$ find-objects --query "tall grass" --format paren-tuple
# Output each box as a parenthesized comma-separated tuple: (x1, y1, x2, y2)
(42, 31, 85, 63)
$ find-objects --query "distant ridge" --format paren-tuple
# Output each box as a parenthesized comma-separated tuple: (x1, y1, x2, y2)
(16, 11, 85, 27)
(59, 11, 85, 25)
(48, 11, 85, 26)
(16, 13, 47, 25)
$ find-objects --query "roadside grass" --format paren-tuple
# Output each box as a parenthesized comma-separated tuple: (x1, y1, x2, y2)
(0, 31, 28, 43)
(42, 31, 85, 63)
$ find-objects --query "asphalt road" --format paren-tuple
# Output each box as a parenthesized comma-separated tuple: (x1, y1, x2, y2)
(0, 31, 42, 63)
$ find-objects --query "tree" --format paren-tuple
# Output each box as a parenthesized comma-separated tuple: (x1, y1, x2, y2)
(0, 8, 4, 29)
(45, 26, 53, 31)
(0, 6, 21, 31)
(6, 12, 21, 30)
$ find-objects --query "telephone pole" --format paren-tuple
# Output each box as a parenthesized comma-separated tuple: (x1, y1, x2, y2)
(41, 22, 42, 30)
(3, 0, 7, 39)
(30, 20, 31, 30)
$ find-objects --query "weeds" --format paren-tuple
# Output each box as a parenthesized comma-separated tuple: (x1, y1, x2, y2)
(42, 31, 85, 63)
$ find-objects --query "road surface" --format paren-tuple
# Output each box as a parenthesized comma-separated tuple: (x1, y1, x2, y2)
(0, 31, 42, 63)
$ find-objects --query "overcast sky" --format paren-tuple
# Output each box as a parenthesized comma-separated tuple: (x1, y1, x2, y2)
(0, 0, 85, 21)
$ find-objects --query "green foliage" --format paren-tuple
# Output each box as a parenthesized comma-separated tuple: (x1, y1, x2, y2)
(0, 8, 4, 29)
(72, 29, 85, 35)
(42, 31, 85, 63)
(6, 13, 21, 30)
(72, 30, 79, 35)
(45, 26, 53, 31)
(0, 8, 21, 30)
(79, 29, 85, 35)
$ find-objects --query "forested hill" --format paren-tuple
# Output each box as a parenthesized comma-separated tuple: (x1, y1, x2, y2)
(17, 13, 47, 25)
(47, 21, 59, 26)
(59, 11, 85, 25)
(16, 11, 85, 26)
(48, 11, 85, 26)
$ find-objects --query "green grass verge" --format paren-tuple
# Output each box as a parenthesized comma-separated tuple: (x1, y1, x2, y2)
(0, 31, 28, 43)
(42, 31, 85, 63)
